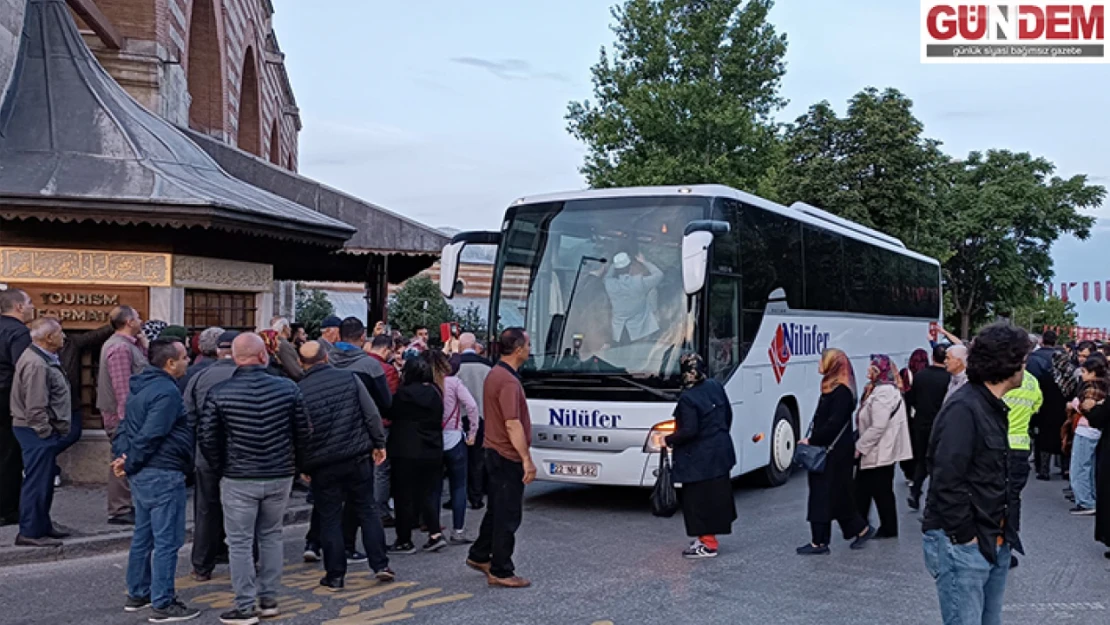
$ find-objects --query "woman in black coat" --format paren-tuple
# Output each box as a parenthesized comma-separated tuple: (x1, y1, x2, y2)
(387, 354, 446, 554)
(664, 353, 737, 559)
(797, 348, 875, 555)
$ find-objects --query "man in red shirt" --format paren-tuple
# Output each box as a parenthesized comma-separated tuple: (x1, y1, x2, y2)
(466, 328, 534, 588)
(364, 335, 399, 395)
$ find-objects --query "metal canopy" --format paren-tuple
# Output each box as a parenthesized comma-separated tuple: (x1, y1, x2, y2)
(0, 0, 357, 246)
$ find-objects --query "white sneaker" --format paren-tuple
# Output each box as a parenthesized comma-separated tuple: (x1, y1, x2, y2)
(682, 540, 718, 559)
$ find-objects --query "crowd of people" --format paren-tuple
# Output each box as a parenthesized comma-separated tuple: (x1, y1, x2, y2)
(0, 288, 537, 624)
(8, 276, 1110, 624)
(665, 322, 1110, 625)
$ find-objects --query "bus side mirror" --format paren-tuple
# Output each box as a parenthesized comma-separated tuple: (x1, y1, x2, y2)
(438, 231, 502, 299)
(682, 220, 730, 295)
(439, 241, 465, 298)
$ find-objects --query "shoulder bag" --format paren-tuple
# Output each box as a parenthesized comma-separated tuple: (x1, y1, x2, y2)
(794, 420, 851, 474)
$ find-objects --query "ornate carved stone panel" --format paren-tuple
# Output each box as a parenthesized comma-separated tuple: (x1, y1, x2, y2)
(172, 254, 272, 291)
(0, 247, 171, 286)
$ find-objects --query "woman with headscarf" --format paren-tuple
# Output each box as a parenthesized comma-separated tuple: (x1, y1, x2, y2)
(854, 354, 913, 538)
(141, 320, 168, 344)
(898, 349, 930, 483)
(798, 349, 874, 555)
(258, 329, 287, 378)
(663, 353, 736, 558)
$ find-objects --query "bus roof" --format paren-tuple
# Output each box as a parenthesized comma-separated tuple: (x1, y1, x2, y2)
(509, 184, 940, 267)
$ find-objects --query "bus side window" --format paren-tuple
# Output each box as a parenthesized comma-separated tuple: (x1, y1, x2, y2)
(709, 276, 741, 380)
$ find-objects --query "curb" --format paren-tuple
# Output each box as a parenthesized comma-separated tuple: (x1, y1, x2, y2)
(0, 504, 312, 568)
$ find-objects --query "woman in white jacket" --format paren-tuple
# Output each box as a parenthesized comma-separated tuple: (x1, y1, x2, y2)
(855, 354, 913, 538)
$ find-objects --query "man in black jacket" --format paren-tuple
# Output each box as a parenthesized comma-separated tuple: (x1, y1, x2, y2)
(907, 344, 951, 510)
(923, 323, 1028, 625)
(111, 339, 200, 622)
(297, 341, 393, 589)
(1026, 330, 1067, 480)
(198, 333, 310, 625)
(0, 288, 33, 526)
(183, 330, 237, 582)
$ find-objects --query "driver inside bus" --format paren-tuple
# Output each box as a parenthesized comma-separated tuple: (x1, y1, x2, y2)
(603, 250, 664, 346)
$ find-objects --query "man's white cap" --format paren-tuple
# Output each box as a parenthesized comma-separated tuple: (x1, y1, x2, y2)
(612, 252, 631, 270)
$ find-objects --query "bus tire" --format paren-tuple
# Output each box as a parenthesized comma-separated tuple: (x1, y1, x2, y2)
(759, 402, 796, 487)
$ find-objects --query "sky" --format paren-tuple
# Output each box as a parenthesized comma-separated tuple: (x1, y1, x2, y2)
(272, 0, 1110, 326)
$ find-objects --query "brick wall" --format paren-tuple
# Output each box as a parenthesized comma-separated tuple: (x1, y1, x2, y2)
(80, 0, 299, 169)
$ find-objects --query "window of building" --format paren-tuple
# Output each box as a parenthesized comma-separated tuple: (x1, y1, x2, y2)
(184, 289, 257, 333)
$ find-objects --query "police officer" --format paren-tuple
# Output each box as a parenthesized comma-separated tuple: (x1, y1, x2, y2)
(1002, 365, 1043, 569)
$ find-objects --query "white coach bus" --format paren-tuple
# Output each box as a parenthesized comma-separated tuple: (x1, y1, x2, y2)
(439, 185, 941, 487)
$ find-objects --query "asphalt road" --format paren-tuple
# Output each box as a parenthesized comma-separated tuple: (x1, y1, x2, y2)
(1, 472, 1107, 625)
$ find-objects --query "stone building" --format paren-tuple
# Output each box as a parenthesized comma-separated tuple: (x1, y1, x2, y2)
(0, 0, 445, 482)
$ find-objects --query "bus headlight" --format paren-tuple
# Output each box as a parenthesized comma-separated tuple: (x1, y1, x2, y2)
(643, 420, 676, 453)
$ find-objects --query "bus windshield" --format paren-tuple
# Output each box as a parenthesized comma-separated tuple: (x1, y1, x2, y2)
(493, 196, 708, 385)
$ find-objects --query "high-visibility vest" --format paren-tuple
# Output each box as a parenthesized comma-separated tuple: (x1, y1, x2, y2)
(1003, 370, 1043, 451)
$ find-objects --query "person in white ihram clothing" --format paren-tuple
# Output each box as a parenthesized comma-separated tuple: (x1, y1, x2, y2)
(603, 252, 664, 346)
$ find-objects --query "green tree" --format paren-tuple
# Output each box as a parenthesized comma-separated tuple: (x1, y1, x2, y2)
(566, 0, 788, 190)
(388, 275, 456, 344)
(938, 151, 1102, 338)
(295, 286, 335, 339)
(777, 88, 948, 260)
(1007, 295, 1078, 334)
(453, 302, 486, 340)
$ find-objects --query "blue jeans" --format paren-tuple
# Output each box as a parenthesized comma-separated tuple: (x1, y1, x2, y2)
(1070, 434, 1098, 509)
(923, 530, 1010, 625)
(13, 421, 81, 538)
(127, 468, 187, 609)
(432, 440, 469, 531)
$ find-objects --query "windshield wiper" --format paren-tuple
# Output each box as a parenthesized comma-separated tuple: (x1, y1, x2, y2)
(601, 374, 679, 401)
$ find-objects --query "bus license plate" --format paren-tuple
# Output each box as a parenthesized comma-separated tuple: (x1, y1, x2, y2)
(549, 462, 600, 478)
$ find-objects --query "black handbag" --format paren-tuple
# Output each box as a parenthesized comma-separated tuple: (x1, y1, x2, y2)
(650, 447, 679, 517)
(794, 420, 851, 474)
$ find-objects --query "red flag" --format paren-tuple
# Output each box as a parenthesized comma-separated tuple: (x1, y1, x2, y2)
(1097, 282, 1103, 303)
(1062, 283, 1070, 302)
(1049, 283, 1056, 298)
(1084, 282, 1091, 302)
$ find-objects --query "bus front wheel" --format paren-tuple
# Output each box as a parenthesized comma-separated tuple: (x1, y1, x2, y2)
(760, 402, 796, 487)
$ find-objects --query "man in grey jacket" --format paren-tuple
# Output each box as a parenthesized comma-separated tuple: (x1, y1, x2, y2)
(184, 331, 239, 581)
(455, 333, 492, 509)
(329, 318, 392, 415)
(11, 318, 78, 546)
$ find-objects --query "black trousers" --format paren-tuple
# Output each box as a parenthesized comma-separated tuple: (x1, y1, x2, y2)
(191, 464, 227, 574)
(910, 426, 932, 501)
(467, 420, 486, 506)
(306, 487, 358, 553)
(468, 450, 525, 579)
(0, 390, 22, 522)
(1009, 450, 1031, 534)
(856, 464, 897, 536)
(312, 457, 389, 579)
(1035, 450, 1055, 479)
(391, 457, 442, 545)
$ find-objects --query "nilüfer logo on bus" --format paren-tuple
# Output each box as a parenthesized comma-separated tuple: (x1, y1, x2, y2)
(768, 323, 830, 383)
